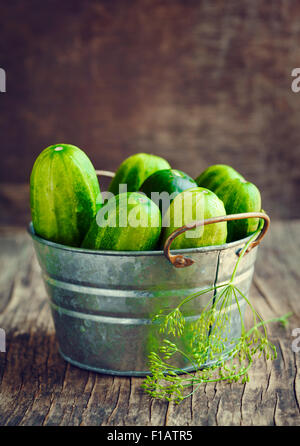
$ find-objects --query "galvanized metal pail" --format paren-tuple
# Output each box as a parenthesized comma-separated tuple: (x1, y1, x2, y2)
(28, 211, 269, 376)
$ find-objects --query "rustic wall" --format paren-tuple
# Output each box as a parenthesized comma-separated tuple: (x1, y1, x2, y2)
(0, 0, 300, 221)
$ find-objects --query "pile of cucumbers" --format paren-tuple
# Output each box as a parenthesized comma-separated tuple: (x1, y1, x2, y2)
(30, 144, 261, 251)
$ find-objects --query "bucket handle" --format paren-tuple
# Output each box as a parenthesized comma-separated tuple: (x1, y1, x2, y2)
(163, 212, 270, 268)
(96, 170, 115, 178)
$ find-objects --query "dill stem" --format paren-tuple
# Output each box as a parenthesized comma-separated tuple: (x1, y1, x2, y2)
(230, 228, 261, 283)
(177, 283, 229, 310)
(244, 312, 292, 338)
(233, 287, 245, 334)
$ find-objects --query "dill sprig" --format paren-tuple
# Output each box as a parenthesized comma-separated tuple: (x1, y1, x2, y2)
(142, 226, 292, 404)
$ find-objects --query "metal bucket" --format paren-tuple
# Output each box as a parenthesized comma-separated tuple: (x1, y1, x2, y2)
(28, 212, 269, 376)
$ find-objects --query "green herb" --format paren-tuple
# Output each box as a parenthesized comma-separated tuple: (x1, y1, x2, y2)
(142, 227, 292, 404)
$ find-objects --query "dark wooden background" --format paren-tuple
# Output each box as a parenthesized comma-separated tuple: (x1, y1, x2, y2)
(1, 0, 300, 225)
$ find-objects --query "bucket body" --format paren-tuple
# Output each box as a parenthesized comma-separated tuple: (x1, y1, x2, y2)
(29, 223, 258, 376)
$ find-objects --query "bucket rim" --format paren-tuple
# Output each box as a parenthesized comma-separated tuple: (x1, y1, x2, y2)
(27, 222, 259, 257)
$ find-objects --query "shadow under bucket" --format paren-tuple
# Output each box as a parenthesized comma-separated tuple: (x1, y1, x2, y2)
(28, 211, 269, 377)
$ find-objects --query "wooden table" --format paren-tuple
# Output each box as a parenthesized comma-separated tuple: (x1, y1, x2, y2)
(0, 221, 299, 426)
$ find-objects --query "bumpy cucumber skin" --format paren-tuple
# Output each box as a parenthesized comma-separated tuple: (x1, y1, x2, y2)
(195, 164, 244, 193)
(161, 187, 227, 250)
(81, 192, 162, 251)
(140, 169, 197, 215)
(214, 178, 261, 242)
(108, 153, 171, 195)
(30, 143, 101, 247)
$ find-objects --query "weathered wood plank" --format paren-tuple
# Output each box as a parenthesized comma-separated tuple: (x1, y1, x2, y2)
(0, 221, 299, 426)
(0, 229, 32, 313)
(1, 1, 300, 220)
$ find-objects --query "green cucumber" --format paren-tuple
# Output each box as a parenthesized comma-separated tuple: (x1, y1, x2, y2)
(81, 192, 161, 251)
(214, 178, 261, 242)
(30, 143, 101, 247)
(161, 187, 227, 249)
(108, 153, 170, 195)
(195, 164, 244, 193)
(140, 169, 197, 215)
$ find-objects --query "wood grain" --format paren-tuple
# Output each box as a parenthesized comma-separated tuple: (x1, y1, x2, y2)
(0, 221, 299, 426)
(1, 0, 300, 219)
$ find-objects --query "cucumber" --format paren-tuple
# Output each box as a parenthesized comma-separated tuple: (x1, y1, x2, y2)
(140, 169, 197, 215)
(81, 192, 161, 251)
(214, 178, 261, 242)
(108, 153, 171, 195)
(30, 143, 101, 247)
(161, 187, 227, 249)
(195, 164, 244, 193)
